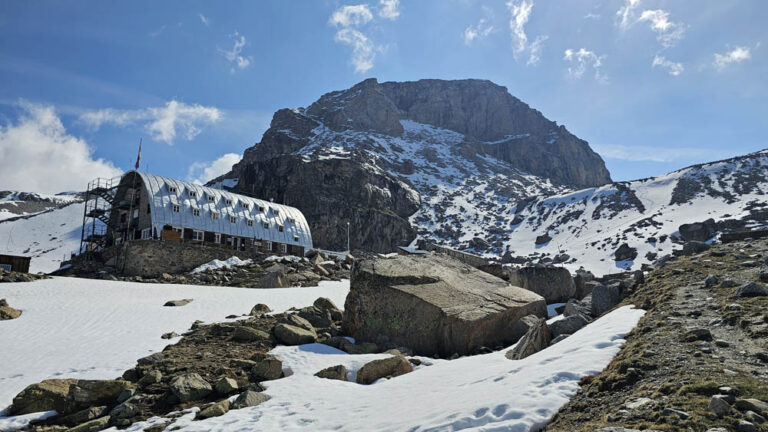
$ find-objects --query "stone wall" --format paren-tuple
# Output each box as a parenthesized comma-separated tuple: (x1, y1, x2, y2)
(114, 240, 261, 277)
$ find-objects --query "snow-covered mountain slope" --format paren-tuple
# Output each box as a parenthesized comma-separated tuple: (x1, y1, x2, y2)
(502, 150, 768, 276)
(0, 191, 80, 222)
(0, 201, 86, 273)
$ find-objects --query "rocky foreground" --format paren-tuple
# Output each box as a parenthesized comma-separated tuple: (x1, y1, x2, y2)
(546, 238, 768, 432)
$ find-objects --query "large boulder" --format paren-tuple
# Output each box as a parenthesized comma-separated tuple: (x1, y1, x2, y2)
(344, 254, 546, 357)
(505, 266, 576, 303)
(614, 243, 638, 261)
(591, 282, 623, 316)
(356, 356, 413, 384)
(505, 316, 550, 360)
(10, 379, 132, 416)
(274, 323, 317, 345)
(679, 218, 717, 242)
(548, 314, 588, 339)
(735, 282, 767, 298)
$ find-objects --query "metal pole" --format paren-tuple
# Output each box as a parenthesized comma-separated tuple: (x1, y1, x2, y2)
(347, 221, 350, 253)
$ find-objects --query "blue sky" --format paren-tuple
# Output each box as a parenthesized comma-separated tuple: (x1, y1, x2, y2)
(0, 0, 765, 193)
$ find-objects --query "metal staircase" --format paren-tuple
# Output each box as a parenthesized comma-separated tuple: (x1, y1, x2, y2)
(79, 176, 121, 258)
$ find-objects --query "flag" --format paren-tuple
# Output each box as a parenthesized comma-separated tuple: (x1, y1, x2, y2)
(135, 140, 142, 170)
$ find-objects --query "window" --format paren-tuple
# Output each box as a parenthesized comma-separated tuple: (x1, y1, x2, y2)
(171, 226, 182, 233)
(172, 205, 180, 213)
(133, 209, 138, 219)
(265, 241, 272, 252)
(207, 194, 215, 202)
(287, 217, 295, 224)
(192, 230, 204, 241)
(242, 203, 250, 210)
(168, 186, 177, 193)
(141, 228, 151, 240)
(212, 213, 219, 220)
(189, 190, 197, 197)
(0, 264, 12, 272)
(229, 216, 236, 223)
(278, 225, 284, 232)
(294, 235, 300, 242)
(147, 204, 151, 214)
(279, 243, 287, 253)
(193, 209, 200, 216)
(214, 233, 221, 244)
(263, 222, 269, 229)
(258, 205, 265, 212)
(225, 199, 233, 205)
(247, 219, 254, 226)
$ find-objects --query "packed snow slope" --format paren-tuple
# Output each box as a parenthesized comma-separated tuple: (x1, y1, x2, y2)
(505, 150, 768, 276)
(0, 199, 87, 273)
(0, 191, 80, 222)
(123, 306, 644, 432)
(0, 277, 350, 410)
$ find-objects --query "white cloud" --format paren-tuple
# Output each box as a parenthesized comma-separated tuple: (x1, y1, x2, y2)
(149, 25, 166, 38)
(564, 48, 606, 81)
(199, 13, 209, 26)
(378, 0, 400, 20)
(652, 55, 684, 76)
(616, 0, 641, 29)
(713, 46, 751, 71)
(0, 102, 122, 194)
(463, 19, 494, 46)
(638, 9, 685, 48)
(187, 153, 242, 185)
(334, 28, 375, 73)
(505, 0, 546, 66)
(329, 5, 373, 27)
(584, 13, 601, 20)
(220, 32, 251, 73)
(594, 144, 727, 163)
(80, 100, 222, 145)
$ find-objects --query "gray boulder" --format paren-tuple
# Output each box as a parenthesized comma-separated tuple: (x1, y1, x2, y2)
(313, 297, 343, 321)
(735, 282, 767, 297)
(682, 241, 710, 255)
(679, 218, 717, 242)
(297, 306, 334, 329)
(563, 297, 592, 320)
(591, 283, 623, 316)
(232, 389, 270, 409)
(505, 316, 550, 360)
(250, 354, 283, 381)
(708, 395, 732, 417)
(505, 265, 576, 303)
(344, 254, 546, 357)
(314, 365, 348, 381)
(10, 378, 132, 416)
(196, 400, 230, 420)
(548, 315, 588, 339)
(169, 373, 212, 403)
(356, 356, 413, 384)
(614, 243, 638, 261)
(0, 298, 22, 320)
(259, 270, 288, 288)
(250, 303, 271, 315)
(274, 323, 317, 345)
(214, 377, 239, 394)
(68, 416, 111, 432)
(163, 299, 192, 307)
(233, 326, 271, 342)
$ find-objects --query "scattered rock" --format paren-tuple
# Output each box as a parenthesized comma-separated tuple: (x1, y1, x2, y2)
(9, 378, 132, 416)
(548, 314, 588, 339)
(68, 416, 111, 432)
(505, 317, 550, 360)
(250, 303, 272, 315)
(250, 354, 283, 381)
(60, 406, 108, 427)
(0, 298, 22, 320)
(137, 352, 165, 366)
(274, 323, 317, 345)
(196, 400, 230, 420)
(313, 297, 343, 321)
(662, 407, 690, 419)
(614, 243, 638, 261)
(169, 373, 212, 403)
(164, 299, 193, 307)
(704, 274, 719, 288)
(138, 370, 162, 386)
(232, 389, 270, 409)
(506, 265, 576, 303)
(735, 282, 767, 297)
(735, 399, 768, 413)
(314, 365, 348, 381)
(356, 356, 414, 384)
(535, 233, 552, 245)
(708, 395, 732, 417)
(682, 241, 710, 255)
(233, 326, 271, 342)
(679, 219, 717, 241)
(685, 328, 713, 341)
(161, 332, 179, 339)
(214, 377, 239, 395)
(737, 420, 757, 432)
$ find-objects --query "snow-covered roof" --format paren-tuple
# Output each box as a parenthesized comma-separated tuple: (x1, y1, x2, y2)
(133, 171, 313, 250)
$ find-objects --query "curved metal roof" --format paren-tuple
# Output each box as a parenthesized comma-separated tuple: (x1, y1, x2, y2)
(133, 171, 313, 250)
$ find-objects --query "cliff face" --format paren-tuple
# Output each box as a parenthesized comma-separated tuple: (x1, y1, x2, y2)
(221, 78, 612, 252)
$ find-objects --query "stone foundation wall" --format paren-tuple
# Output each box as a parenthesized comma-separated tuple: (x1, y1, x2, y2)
(115, 240, 262, 277)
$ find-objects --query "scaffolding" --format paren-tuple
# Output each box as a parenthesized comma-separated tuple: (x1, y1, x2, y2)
(79, 175, 121, 259)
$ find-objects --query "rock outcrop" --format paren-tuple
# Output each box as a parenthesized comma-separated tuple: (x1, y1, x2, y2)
(217, 78, 611, 252)
(0, 298, 22, 320)
(343, 253, 546, 357)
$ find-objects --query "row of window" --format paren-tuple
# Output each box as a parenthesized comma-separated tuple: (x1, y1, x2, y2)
(167, 225, 296, 249)
(166, 185, 276, 214)
(170, 204, 286, 231)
